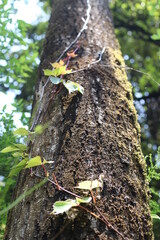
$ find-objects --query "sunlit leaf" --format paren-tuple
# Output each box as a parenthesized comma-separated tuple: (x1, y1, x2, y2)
(76, 197, 92, 204)
(14, 128, 30, 136)
(51, 60, 64, 68)
(25, 156, 53, 169)
(1, 146, 19, 153)
(44, 67, 72, 77)
(63, 80, 84, 94)
(43, 69, 55, 76)
(52, 199, 77, 214)
(75, 179, 103, 190)
(53, 66, 72, 76)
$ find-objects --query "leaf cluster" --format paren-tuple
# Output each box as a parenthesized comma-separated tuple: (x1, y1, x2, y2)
(43, 60, 84, 95)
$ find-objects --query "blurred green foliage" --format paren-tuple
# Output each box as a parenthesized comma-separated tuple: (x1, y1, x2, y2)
(0, 0, 50, 236)
(0, 106, 17, 238)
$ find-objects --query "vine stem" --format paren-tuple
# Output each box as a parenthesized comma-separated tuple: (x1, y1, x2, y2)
(56, 0, 91, 62)
(70, 61, 160, 87)
(30, 0, 91, 131)
(34, 171, 125, 239)
(94, 204, 125, 240)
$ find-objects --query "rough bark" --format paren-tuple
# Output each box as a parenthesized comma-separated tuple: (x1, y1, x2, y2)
(5, 0, 153, 239)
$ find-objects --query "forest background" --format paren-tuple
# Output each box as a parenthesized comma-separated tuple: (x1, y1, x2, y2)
(0, 0, 160, 239)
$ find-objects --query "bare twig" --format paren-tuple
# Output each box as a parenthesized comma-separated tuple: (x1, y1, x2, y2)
(94, 205, 125, 239)
(71, 61, 160, 87)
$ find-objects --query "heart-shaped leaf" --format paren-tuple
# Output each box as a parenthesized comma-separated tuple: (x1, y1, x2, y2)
(63, 80, 84, 94)
(25, 156, 53, 169)
(52, 199, 77, 214)
(50, 77, 62, 85)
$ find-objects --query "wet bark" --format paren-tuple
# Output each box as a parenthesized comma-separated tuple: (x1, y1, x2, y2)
(5, 0, 153, 239)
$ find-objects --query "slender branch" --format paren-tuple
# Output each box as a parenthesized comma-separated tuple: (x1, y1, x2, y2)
(34, 173, 81, 199)
(78, 204, 106, 224)
(34, 172, 125, 239)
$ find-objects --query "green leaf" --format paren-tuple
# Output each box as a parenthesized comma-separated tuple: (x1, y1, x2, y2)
(75, 179, 103, 190)
(52, 66, 66, 76)
(76, 197, 92, 204)
(52, 199, 77, 214)
(14, 128, 30, 136)
(25, 156, 53, 169)
(0, 146, 19, 153)
(43, 69, 55, 76)
(9, 158, 28, 177)
(12, 152, 23, 158)
(49, 77, 62, 85)
(63, 80, 84, 94)
(44, 67, 72, 77)
(151, 214, 160, 221)
(12, 143, 27, 151)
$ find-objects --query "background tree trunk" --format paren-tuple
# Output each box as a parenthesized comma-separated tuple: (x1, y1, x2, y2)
(5, 0, 153, 239)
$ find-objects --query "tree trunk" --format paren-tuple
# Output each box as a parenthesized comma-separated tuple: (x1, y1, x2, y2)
(5, 0, 153, 239)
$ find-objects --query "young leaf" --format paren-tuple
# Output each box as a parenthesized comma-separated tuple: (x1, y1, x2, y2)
(63, 80, 84, 94)
(75, 179, 103, 190)
(1, 146, 19, 153)
(49, 77, 62, 85)
(52, 199, 77, 215)
(53, 66, 72, 77)
(14, 128, 30, 136)
(76, 197, 92, 204)
(43, 69, 55, 76)
(67, 51, 78, 58)
(51, 60, 64, 68)
(9, 158, 28, 177)
(44, 67, 72, 77)
(25, 156, 53, 169)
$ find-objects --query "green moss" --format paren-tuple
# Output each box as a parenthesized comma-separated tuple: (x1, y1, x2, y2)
(107, 47, 132, 93)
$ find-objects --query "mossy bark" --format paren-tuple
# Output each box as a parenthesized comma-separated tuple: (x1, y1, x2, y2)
(5, 0, 153, 239)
